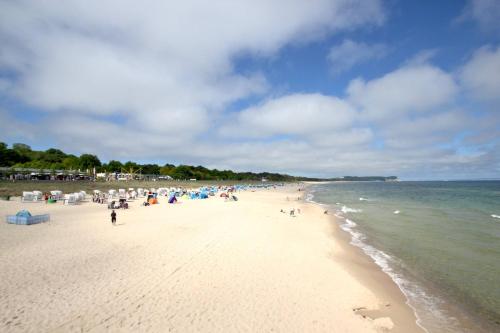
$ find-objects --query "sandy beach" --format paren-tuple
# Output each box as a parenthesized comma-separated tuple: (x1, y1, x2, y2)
(0, 185, 423, 332)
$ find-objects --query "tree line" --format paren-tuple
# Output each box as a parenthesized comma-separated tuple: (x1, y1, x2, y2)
(0, 142, 298, 181)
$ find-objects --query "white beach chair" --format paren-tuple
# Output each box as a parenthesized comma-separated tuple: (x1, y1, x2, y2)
(79, 191, 87, 200)
(32, 191, 43, 201)
(73, 192, 83, 202)
(51, 190, 63, 200)
(22, 192, 35, 202)
(64, 194, 77, 205)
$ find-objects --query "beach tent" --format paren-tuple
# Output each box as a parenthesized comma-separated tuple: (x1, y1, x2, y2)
(118, 189, 126, 198)
(108, 190, 117, 198)
(168, 196, 177, 204)
(200, 192, 209, 199)
(137, 188, 145, 197)
(6, 210, 50, 225)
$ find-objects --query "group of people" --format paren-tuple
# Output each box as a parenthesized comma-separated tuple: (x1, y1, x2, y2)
(92, 193, 107, 204)
(281, 208, 301, 216)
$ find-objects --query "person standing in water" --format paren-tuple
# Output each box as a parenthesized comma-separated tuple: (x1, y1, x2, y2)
(111, 210, 117, 225)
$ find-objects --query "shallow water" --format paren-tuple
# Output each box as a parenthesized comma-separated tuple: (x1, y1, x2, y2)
(308, 181, 500, 332)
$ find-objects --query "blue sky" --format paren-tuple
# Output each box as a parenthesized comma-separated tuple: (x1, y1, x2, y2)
(0, 0, 499, 179)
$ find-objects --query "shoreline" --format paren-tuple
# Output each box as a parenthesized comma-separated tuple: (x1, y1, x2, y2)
(0, 184, 423, 332)
(300, 185, 425, 333)
(304, 182, 497, 333)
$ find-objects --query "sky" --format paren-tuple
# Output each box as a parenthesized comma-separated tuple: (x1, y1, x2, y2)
(0, 0, 499, 180)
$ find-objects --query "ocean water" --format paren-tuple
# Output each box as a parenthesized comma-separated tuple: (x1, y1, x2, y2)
(307, 181, 500, 333)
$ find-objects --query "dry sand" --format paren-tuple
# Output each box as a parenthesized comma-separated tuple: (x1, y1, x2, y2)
(0, 185, 424, 332)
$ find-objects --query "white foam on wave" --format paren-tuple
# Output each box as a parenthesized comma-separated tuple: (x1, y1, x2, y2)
(304, 189, 329, 207)
(340, 205, 362, 214)
(336, 213, 462, 333)
(359, 197, 369, 201)
(306, 186, 465, 333)
(491, 214, 500, 219)
(394, 210, 400, 214)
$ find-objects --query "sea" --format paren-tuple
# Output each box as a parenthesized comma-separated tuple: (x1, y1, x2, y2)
(306, 181, 500, 333)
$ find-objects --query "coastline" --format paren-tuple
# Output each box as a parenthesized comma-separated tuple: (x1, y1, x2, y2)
(301, 184, 425, 332)
(305, 181, 500, 333)
(0, 184, 423, 332)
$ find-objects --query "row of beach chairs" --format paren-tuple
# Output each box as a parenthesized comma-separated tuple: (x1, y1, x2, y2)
(22, 190, 63, 202)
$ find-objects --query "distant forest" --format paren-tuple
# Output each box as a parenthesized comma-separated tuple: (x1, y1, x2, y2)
(0, 142, 397, 182)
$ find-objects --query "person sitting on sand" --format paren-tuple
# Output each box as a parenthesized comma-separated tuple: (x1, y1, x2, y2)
(324, 210, 328, 215)
(290, 209, 295, 216)
(111, 210, 117, 225)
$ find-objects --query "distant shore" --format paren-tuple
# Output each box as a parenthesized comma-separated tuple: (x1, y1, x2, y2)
(0, 184, 422, 332)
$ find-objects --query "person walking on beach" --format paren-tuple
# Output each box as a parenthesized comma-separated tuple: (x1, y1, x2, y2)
(111, 210, 117, 225)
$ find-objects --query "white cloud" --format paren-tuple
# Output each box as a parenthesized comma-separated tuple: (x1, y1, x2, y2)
(347, 64, 459, 121)
(0, 0, 385, 138)
(459, 0, 500, 31)
(380, 110, 472, 149)
(0, 2, 498, 179)
(220, 93, 357, 138)
(460, 45, 500, 102)
(327, 39, 387, 73)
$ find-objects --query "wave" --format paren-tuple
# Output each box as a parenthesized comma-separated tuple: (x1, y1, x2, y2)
(337, 215, 460, 333)
(394, 210, 400, 214)
(492, 214, 500, 219)
(340, 205, 362, 214)
(359, 197, 370, 201)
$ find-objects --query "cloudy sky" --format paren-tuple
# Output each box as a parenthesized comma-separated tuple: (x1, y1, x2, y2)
(1, 0, 499, 179)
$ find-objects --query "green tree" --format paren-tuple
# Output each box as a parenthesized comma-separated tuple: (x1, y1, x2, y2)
(123, 161, 139, 171)
(160, 163, 175, 176)
(0, 149, 25, 166)
(107, 160, 123, 172)
(79, 154, 101, 170)
(12, 143, 32, 153)
(141, 164, 160, 175)
(171, 165, 195, 180)
(42, 148, 67, 164)
(62, 155, 80, 170)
